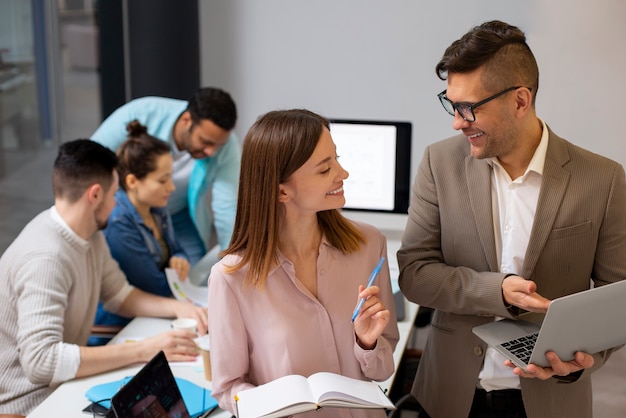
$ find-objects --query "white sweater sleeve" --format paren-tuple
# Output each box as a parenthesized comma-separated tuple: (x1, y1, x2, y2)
(51, 342, 81, 384)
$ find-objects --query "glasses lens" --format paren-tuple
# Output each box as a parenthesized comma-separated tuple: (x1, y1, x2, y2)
(455, 104, 475, 122)
(438, 96, 455, 116)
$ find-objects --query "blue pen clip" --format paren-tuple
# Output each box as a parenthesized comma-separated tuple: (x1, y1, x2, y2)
(351, 256, 386, 322)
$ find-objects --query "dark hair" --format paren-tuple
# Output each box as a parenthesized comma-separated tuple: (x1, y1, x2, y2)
(116, 120, 172, 190)
(186, 87, 237, 131)
(53, 139, 118, 203)
(436, 20, 539, 100)
(222, 109, 365, 288)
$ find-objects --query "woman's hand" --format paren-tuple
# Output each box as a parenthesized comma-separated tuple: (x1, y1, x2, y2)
(169, 256, 190, 281)
(352, 285, 390, 349)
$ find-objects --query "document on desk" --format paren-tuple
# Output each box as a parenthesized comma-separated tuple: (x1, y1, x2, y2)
(166, 268, 209, 308)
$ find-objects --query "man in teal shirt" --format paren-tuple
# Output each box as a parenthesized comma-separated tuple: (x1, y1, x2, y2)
(91, 87, 239, 284)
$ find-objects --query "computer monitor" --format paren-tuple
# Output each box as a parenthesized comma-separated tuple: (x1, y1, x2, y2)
(329, 119, 412, 214)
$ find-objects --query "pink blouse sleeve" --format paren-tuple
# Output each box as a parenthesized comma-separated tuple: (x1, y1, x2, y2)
(207, 266, 254, 414)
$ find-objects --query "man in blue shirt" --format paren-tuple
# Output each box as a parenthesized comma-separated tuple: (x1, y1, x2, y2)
(91, 87, 239, 284)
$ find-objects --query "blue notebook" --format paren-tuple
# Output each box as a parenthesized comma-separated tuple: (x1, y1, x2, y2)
(85, 373, 217, 417)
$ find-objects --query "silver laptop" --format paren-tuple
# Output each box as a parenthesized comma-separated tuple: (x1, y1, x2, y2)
(472, 279, 626, 372)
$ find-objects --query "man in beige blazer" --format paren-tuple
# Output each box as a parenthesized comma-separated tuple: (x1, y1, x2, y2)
(398, 20, 626, 418)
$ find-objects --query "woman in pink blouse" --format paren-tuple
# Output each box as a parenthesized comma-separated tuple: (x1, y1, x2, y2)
(208, 109, 400, 417)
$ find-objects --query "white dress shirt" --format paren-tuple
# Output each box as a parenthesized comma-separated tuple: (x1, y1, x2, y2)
(478, 118, 549, 391)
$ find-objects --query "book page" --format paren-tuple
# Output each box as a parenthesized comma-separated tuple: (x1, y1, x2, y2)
(236, 374, 316, 418)
(307, 372, 394, 409)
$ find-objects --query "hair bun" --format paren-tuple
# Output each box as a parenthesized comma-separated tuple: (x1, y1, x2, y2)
(126, 119, 148, 138)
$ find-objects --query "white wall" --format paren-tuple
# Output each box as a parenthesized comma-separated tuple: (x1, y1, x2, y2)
(199, 0, 626, 182)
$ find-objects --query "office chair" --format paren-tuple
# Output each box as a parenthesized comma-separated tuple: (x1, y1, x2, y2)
(88, 324, 124, 346)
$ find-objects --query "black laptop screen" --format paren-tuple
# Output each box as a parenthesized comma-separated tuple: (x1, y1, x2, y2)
(111, 351, 191, 418)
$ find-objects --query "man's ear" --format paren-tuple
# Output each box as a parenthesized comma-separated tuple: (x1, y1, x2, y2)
(179, 110, 193, 128)
(85, 183, 103, 205)
(514, 87, 533, 115)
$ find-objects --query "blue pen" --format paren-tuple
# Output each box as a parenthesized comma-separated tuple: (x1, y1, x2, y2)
(351, 256, 386, 322)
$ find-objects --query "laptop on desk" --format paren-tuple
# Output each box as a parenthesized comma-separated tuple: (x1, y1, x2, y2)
(83, 351, 192, 418)
(111, 350, 191, 418)
(472, 279, 626, 372)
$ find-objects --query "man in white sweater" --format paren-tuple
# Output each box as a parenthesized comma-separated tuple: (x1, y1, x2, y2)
(0, 139, 208, 416)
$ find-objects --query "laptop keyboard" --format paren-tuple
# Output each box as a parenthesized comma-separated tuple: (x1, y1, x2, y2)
(500, 332, 539, 365)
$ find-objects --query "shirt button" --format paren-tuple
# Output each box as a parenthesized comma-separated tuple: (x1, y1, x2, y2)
(473, 346, 484, 356)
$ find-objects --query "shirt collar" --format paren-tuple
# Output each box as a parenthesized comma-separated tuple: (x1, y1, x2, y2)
(275, 235, 335, 269)
(50, 205, 89, 246)
(526, 118, 549, 176)
(115, 189, 168, 224)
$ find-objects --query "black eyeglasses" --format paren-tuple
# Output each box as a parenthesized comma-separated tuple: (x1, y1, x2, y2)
(437, 86, 532, 122)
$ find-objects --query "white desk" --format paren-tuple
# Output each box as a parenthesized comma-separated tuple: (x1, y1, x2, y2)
(28, 317, 232, 418)
(30, 302, 417, 418)
(29, 238, 417, 417)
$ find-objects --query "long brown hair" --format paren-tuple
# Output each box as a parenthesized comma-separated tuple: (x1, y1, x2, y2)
(221, 109, 365, 288)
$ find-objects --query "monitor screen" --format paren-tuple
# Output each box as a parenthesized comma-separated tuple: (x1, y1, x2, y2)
(329, 119, 412, 214)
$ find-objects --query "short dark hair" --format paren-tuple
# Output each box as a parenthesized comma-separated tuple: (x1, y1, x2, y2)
(186, 87, 237, 131)
(117, 120, 171, 191)
(436, 20, 539, 99)
(53, 139, 118, 203)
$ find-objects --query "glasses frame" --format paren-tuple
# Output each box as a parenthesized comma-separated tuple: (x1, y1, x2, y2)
(437, 86, 532, 122)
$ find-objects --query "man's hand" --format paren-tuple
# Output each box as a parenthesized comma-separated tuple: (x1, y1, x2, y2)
(118, 289, 208, 334)
(141, 329, 200, 362)
(173, 301, 208, 335)
(502, 275, 551, 313)
(505, 350, 594, 380)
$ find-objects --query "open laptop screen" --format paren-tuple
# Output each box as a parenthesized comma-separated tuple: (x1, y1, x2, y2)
(111, 351, 191, 418)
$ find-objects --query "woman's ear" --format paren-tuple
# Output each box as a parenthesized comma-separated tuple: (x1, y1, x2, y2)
(125, 173, 139, 191)
(278, 184, 290, 202)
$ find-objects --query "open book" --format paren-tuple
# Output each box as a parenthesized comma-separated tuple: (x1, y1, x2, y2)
(235, 372, 395, 418)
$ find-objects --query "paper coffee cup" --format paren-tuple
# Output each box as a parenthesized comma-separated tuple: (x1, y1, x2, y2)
(171, 318, 198, 332)
(197, 334, 212, 381)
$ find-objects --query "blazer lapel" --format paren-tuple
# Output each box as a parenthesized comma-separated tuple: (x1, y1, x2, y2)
(466, 156, 499, 272)
(522, 129, 571, 278)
